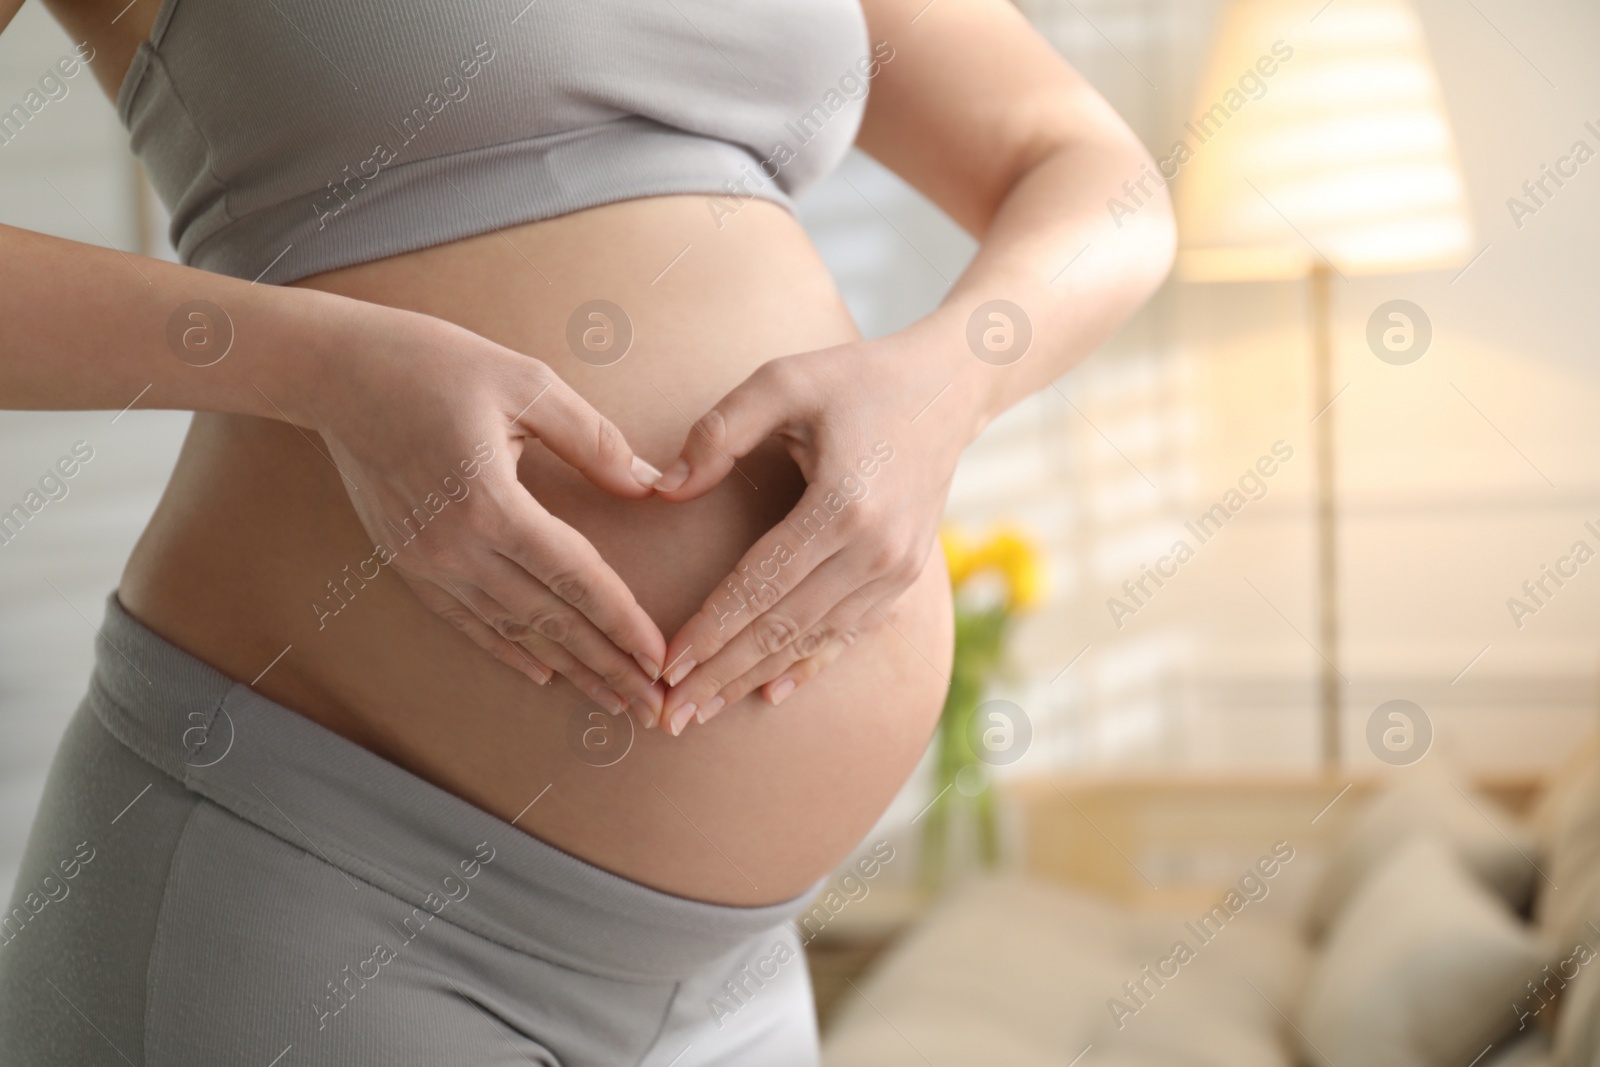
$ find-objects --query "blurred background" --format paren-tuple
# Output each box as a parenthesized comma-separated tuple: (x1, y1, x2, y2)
(3, 0, 1599, 1059)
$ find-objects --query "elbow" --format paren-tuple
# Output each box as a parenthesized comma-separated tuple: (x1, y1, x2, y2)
(1112, 134, 1178, 301)
(1140, 184, 1178, 300)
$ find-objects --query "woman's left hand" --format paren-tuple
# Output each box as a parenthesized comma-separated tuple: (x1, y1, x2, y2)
(649, 316, 984, 735)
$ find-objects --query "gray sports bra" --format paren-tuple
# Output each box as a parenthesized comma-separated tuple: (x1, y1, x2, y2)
(116, 0, 877, 284)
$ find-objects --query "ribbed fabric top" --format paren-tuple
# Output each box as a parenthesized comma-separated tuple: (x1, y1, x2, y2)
(116, 0, 874, 284)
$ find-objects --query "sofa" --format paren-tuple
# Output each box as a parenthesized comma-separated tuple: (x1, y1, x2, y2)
(821, 740, 1600, 1067)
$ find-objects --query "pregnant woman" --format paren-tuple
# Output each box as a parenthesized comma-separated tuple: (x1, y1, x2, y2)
(0, 0, 1172, 1062)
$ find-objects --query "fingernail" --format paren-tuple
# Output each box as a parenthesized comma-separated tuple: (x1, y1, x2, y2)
(518, 653, 551, 684)
(631, 455, 664, 489)
(769, 678, 796, 705)
(630, 698, 657, 727)
(590, 685, 626, 716)
(669, 703, 698, 736)
(664, 657, 696, 687)
(653, 458, 689, 493)
(697, 695, 725, 724)
(633, 652, 662, 681)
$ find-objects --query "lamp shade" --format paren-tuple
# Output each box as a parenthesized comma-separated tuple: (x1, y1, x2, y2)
(1175, 0, 1473, 281)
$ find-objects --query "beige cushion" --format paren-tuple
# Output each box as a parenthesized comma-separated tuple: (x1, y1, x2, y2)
(822, 874, 1308, 1067)
(1101, 903, 1309, 1067)
(822, 876, 1141, 1067)
(1305, 762, 1538, 938)
(1484, 1029, 1553, 1067)
(1554, 952, 1600, 1067)
(1299, 836, 1553, 1067)
(1535, 757, 1600, 955)
(1529, 735, 1600, 856)
(1121, 902, 1313, 1031)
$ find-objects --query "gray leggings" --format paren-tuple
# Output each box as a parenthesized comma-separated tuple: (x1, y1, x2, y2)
(0, 595, 821, 1066)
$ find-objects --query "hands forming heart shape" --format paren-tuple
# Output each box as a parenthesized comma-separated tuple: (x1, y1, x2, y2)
(311, 306, 977, 739)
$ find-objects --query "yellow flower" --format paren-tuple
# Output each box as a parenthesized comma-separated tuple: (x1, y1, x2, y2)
(941, 523, 1046, 611)
(940, 524, 977, 586)
(985, 527, 1046, 611)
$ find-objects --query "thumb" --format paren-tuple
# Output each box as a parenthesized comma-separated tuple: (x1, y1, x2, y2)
(652, 363, 796, 500)
(510, 371, 660, 499)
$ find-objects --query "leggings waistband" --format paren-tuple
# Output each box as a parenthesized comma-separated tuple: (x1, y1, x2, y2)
(87, 593, 816, 983)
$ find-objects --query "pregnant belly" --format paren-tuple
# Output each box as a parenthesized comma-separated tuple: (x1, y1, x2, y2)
(119, 196, 954, 906)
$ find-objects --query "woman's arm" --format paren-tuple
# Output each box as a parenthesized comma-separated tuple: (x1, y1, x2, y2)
(0, 223, 672, 724)
(2, 222, 343, 418)
(856, 0, 1178, 422)
(649, 0, 1175, 732)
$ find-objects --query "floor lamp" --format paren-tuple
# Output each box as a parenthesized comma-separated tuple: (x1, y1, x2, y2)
(1173, 0, 1474, 767)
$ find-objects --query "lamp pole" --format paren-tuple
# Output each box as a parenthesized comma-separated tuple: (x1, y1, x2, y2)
(1309, 262, 1341, 768)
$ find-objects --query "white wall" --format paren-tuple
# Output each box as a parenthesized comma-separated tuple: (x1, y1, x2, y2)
(878, 0, 1600, 782)
(0, 3, 189, 899)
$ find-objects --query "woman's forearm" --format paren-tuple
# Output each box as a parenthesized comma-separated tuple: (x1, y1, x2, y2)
(0, 222, 359, 425)
(924, 127, 1177, 442)
(0, 221, 680, 712)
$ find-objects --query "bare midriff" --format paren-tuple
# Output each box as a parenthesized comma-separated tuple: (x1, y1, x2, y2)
(117, 195, 954, 906)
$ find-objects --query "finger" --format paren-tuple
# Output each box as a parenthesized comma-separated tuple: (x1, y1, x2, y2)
(662, 559, 893, 736)
(657, 484, 847, 696)
(761, 631, 855, 705)
(704, 578, 882, 723)
(486, 474, 668, 682)
(651, 361, 805, 499)
(466, 552, 665, 720)
(439, 573, 662, 730)
(411, 578, 554, 686)
(510, 370, 663, 499)
(662, 553, 861, 730)
(512, 628, 665, 732)
(700, 623, 862, 729)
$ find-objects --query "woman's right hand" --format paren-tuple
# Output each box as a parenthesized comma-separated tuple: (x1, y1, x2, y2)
(289, 299, 668, 727)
